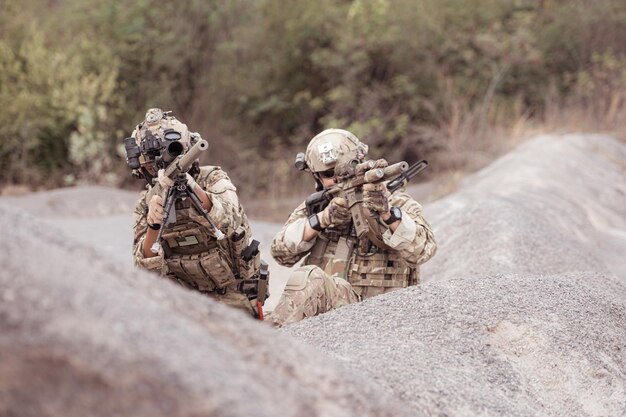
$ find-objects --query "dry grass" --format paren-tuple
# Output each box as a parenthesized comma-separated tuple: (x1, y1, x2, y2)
(4, 96, 623, 224)
(394, 96, 626, 207)
(436, 95, 625, 172)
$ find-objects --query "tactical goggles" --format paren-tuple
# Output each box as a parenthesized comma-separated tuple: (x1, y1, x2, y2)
(317, 168, 335, 179)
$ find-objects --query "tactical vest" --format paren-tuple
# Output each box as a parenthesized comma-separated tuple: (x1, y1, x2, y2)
(304, 226, 419, 299)
(157, 177, 261, 298)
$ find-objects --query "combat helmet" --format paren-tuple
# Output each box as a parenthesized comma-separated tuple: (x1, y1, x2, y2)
(304, 129, 369, 175)
(125, 108, 198, 182)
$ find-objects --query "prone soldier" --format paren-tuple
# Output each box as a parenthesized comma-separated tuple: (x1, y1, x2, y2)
(127, 108, 268, 319)
(267, 129, 437, 326)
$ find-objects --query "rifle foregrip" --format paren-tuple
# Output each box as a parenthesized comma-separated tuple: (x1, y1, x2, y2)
(363, 161, 408, 183)
(364, 168, 385, 183)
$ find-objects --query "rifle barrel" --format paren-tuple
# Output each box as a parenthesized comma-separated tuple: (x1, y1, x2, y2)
(405, 160, 428, 177)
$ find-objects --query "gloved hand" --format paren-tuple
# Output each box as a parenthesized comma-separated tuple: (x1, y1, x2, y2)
(146, 169, 174, 202)
(318, 197, 351, 229)
(157, 169, 174, 188)
(185, 173, 198, 191)
(362, 183, 389, 214)
(147, 194, 165, 226)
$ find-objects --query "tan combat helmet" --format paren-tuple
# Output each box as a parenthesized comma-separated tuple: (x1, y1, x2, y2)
(132, 108, 192, 149)
(131, 108, 193, 177)
(304, 129, 369, 174)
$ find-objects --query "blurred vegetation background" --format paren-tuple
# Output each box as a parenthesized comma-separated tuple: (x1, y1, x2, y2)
(1, 0, 624, 200)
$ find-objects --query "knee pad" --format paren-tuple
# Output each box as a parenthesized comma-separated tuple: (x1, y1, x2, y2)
(285, 265, 324, 291)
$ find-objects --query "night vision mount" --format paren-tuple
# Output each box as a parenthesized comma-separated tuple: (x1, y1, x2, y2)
(124, 127, 193, 184)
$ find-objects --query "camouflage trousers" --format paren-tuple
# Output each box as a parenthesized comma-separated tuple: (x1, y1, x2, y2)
(266, 265, 359, 327)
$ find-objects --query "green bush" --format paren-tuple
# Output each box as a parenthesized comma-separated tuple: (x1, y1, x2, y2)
(0, 28, 123, 185)
(1, 0, 624, 191)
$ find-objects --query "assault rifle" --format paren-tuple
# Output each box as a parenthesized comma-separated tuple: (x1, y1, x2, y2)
(304, 158, 428, 249)
(150, 139, 225, 254)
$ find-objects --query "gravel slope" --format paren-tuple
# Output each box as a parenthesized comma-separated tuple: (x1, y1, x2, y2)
(1, 133, 624, 416)
(0, 185, 290, 310)
(421, 134, 626, 284)
(0, 205, 413, 417)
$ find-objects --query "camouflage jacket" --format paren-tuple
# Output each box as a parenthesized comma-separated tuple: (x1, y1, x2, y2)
(132, 166, 250, 273)
(271, 187, 437, 278)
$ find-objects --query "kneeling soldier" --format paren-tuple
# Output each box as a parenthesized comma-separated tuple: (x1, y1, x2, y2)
(268, 129, 437, 326)
(128, 108, 268, 318)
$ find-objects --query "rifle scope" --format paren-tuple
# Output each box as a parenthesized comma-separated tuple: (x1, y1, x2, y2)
(160, 140, 184, 164)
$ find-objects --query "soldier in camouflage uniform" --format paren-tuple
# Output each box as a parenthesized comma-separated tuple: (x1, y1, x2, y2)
(131, 109, 266, 318)
(267, 129, 437, 326)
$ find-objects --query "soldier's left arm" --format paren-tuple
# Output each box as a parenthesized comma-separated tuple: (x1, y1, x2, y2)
(380, 189, 437, 267)
(196, 167, 245, 231)
(132, 190, 164, 270)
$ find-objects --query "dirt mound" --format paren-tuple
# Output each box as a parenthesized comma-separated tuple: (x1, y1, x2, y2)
(0, 205, 412, 417)
(1, 133, 624, 416)
(284, 134, 626, 417)
(421, 134, 626, 284)
(286, 273, 626, 417)
(0, 185, 291, 311)
(0, 185, 138, 218)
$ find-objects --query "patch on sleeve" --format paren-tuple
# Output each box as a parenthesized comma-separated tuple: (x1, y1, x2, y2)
(205, 169, 237, 193)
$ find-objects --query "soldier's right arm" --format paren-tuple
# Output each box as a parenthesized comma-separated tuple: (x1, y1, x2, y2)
(132, 191, 163, 271)
(271, 202, 318, 267)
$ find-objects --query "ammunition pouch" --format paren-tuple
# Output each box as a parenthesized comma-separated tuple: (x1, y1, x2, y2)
(348, 252, 418, 292)
(230, 226, 261, 280)
(162, 220, 219, 256)
(166, 249, 236, 292)
(237, 275, 269, 303)
(236, 257, 270, 305)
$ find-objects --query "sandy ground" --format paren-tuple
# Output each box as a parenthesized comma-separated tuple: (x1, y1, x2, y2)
(0, 133, 624, 416)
